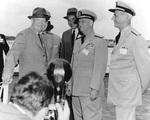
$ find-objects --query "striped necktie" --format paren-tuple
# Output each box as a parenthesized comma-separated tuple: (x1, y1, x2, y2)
(38, 33, 44, 47)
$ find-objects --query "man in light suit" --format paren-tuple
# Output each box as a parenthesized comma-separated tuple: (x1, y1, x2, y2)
(107, 1, 150, 120)
(2, 7, 58, 84)
(70, 9, 108, 120)
(42, 10, 61, 62)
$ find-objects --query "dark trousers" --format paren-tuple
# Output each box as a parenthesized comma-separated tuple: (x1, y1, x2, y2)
(66, 95, 74, 120)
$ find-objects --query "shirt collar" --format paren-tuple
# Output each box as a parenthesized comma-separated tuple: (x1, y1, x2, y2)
(121, 25, 130, 36)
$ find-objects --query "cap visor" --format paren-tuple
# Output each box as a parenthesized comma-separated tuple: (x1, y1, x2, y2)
(63, 16, 68, 19)
(28, 16, 32, 19)
(109, 8, 126, 13)
(109, 9, 116, 12)
(28, 15, 49, 19)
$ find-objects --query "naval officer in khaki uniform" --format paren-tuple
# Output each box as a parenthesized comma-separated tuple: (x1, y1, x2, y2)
(107, 1, 150, 120)
(70, 9, 108, 120)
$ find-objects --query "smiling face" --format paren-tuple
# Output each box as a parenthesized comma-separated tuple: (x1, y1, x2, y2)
(78, 18, 93, 34)
(67, 15, 77, 29)
(32, 18, 47, 33)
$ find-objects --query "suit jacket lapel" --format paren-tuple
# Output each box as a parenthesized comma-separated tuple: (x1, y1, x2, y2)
(80, 32, 94, 50)
(80, 39, 89, 50)
(29, 27, 44, 50)
(67, 29, 72, 47)
(112, 27, 131, 54)
(41, 33, 49, 54)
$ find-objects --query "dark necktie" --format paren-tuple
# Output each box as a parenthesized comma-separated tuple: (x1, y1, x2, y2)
(71, 30, 75, 48)
(38, 33, 44, 47)
(115, 32, 121, 45)
(81, 35, 85, 44)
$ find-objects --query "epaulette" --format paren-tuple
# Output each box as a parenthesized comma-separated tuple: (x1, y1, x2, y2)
(131, 30, 141, 36)
(94, 35, 104, 39)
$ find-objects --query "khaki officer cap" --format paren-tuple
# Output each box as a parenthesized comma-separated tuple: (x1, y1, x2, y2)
(77, 9, 97, 22)
(109, 1, 136, 16)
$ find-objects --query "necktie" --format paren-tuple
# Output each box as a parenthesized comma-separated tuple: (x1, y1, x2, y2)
(115, 32, 121, 45)
(71, 30, 75, 47)
(38, 33, 48, 63)
(81, 35, 85, 44)
(38, 33, 44, 47)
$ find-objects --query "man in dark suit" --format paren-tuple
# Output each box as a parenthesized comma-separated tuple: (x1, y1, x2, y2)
(60, 7, 80, 120)
(60, 7, 79, 63)
(0, 34, 9, 83)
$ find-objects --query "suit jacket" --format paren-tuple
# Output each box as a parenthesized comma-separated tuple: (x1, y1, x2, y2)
(60, 29, 73, 63)
(3, 27, 58, 79)
(0, 37, 9, 76)
(107, 26, 150, 107)
(41, 32, 61, 62)
(0, 103, 31, 120)
(60, 29, 80, 63)
(71, 32, 108, 96)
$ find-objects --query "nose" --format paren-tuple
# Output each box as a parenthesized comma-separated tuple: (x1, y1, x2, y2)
(41, 21, 46, 26)
(111, 16, 114, 20)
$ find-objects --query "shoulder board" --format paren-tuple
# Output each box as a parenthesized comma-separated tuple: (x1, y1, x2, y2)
(94, 35, 104, 39)
(131, 30, 141, 36)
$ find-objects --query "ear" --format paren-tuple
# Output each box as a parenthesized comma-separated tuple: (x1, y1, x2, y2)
(89, 20, 93, 26)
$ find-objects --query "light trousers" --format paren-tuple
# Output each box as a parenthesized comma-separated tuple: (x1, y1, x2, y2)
(72, 96, 102, 120)
(116, 106, 136, 120)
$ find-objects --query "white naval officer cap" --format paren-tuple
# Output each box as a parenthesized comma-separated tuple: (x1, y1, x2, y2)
(109, 0, 136, 16)
(77, 9, 97, 22)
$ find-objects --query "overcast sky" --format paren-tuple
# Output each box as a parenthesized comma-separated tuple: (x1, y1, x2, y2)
(0, 0, 150, 40)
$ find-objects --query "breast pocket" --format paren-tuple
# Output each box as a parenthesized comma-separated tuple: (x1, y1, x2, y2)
(81, 48, 94, 62)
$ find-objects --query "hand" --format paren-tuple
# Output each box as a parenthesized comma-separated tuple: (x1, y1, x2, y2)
(2, 74, 12, 85)
(66, 85, 72, 96)
(56, 100, 70, 120)
(90, 89, 98, 101)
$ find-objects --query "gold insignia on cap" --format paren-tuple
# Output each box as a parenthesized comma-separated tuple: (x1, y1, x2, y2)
(77, 11, 82, 18)
(77, 9, 97, 21)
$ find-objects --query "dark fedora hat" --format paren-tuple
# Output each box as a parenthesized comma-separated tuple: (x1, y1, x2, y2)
(28, 7, 49, 19)
(63, 8, 78, 19)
